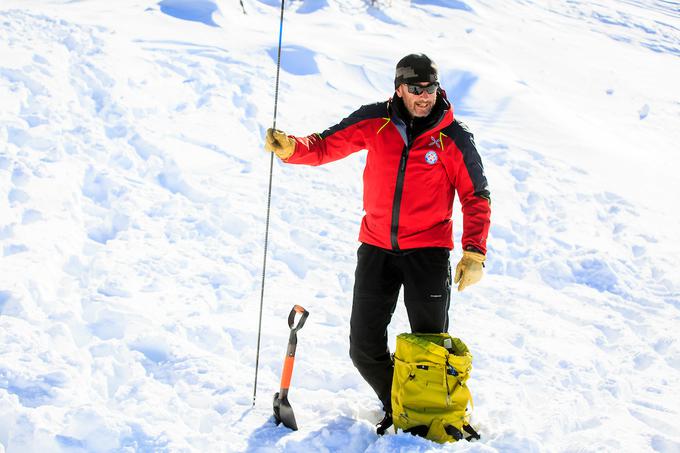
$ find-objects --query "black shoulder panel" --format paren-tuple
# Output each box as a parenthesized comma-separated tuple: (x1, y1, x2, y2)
(319, 102, 389, 139)
(442, 120, 490, 200)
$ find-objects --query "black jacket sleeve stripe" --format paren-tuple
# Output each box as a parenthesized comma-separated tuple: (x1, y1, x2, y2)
(319, 102, 389, 139)
(443, 120, 490, 200)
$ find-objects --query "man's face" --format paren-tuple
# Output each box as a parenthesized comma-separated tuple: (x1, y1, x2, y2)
(396, 82, 438, 118)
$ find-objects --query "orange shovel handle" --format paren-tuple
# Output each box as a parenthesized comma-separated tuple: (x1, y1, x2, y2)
(277, 305, 309, 395)
(280, 356, 295, 390)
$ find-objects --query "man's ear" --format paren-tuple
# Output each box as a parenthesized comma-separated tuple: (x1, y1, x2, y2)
(395, 84, 404, 98)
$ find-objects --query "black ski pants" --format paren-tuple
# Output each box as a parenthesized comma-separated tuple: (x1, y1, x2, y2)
(349, 243, 452, 413)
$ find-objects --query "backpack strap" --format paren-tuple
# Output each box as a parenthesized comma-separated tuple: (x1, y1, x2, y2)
(404, 425, 429, 437)
(462, 424, 481, 440)
(444, 425, 463, 441)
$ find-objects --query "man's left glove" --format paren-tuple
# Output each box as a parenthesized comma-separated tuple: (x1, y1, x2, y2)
(265, 128, 296, 160)
(453, 250, 485, 292)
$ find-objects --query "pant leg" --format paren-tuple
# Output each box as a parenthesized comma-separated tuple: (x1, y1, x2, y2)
(349, 243, 402, 412)
(400, 248, 452, 333)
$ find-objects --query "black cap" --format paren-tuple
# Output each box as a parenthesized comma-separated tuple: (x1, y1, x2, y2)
(394, 53, 438, 89)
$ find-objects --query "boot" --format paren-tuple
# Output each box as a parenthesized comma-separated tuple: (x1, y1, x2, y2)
(376, 411, 393, 436)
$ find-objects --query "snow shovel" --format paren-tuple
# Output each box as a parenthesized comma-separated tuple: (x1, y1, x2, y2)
(273, 304, 309, 430)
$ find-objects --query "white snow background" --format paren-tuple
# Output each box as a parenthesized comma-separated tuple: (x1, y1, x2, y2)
(1, 0, 680, 451)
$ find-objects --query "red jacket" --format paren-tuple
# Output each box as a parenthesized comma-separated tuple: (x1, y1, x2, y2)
(285, 95, 491, 253)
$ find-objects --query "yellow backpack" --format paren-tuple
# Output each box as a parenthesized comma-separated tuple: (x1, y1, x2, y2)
(391, 333, 480, 443)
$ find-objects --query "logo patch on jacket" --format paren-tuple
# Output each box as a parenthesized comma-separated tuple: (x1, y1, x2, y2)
(425, 150, 438, 165)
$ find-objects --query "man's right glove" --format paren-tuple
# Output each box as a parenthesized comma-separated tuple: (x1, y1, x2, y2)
(265, 128, 296, 160)
(453, 250, 485, 292)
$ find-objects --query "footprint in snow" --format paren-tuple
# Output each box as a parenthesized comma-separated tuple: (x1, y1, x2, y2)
(8, 188, 30, 204)
(633, 352, 656, 370)
(4, 244, 28, 256)
(639, 104, 650, 119)
(21, 209, 42, 224)
(11, 165, 30, 186)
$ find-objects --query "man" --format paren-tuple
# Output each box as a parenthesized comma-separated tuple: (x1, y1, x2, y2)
(264, 54, 491, 434)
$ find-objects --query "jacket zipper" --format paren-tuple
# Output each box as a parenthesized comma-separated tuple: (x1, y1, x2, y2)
(390, 122, 414, 250)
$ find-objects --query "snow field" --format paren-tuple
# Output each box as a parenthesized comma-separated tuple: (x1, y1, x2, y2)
(1, 0, 679, 452)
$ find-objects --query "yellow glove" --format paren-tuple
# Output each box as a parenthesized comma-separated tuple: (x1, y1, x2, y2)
(265, 128, 296, 160)
(453, 250, 485, 292)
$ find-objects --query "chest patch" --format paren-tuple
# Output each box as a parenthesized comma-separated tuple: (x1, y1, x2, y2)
(425, 150, 439, 165)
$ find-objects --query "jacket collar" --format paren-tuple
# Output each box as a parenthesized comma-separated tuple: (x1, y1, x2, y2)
(388, 89, 454, 144)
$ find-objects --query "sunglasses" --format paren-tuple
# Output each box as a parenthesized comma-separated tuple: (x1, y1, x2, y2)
(406, 82, 439, 95)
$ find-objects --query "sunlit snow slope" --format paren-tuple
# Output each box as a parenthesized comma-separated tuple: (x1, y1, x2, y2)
(1, 0, 679, 452)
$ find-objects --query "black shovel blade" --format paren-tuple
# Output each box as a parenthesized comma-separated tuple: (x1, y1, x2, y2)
(273, 392, 298, 431)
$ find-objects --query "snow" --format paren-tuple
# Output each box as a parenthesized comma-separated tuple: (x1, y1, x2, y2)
(1, 0, 679, 452)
